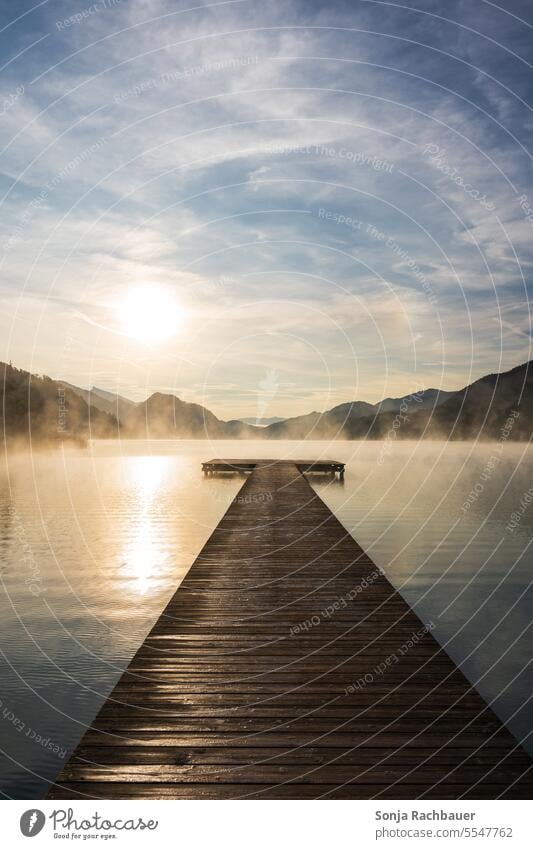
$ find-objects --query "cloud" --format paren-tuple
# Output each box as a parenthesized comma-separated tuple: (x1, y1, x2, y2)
(0, 0, 531, 414)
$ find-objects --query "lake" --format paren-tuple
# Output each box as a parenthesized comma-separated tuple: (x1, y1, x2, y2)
(0, 440, 531, 798)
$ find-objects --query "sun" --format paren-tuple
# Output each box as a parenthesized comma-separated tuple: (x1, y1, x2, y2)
(117, 284, 182, 344)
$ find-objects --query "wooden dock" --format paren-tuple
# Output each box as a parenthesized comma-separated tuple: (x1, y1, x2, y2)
(202, 458, 345, 477)
(48, 460, 532, 799)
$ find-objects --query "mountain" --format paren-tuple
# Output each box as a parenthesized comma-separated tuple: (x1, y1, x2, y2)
(118, 392, 259, 439)
(417, 361, 532, 440)
(262, 362, 532, 441)
(58, 382, 135, 421)
(58, 381, 263, 439)
(2, 360, 531, 444)
(238, 416, 286, 426)
(4, 366, 260, 443)
(262, 388, 453, 440)
(89, 387, 134, 407)
(373, 387, 456, 413)
(1, 364, 119, 447)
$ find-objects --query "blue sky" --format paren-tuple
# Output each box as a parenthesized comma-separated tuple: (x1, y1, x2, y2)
(0, 0, 532, 416)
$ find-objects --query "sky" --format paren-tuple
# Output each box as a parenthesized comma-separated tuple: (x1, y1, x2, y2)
(0, 0, 532, 418)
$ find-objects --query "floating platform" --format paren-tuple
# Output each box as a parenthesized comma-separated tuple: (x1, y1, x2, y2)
(48, 460, 532, 799)
(202, 458, 345, 477)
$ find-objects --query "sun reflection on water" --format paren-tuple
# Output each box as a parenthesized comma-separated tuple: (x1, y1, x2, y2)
(122, 456, 171, 595)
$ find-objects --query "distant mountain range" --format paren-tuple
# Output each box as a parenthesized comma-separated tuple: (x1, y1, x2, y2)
(238, 416, 286, 426)
(59, 382, 135, 422)
(262, 387, 456, 440)
(1, 359, 531, 446)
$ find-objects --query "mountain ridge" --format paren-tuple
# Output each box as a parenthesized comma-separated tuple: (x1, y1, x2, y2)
(2, 360, 531, 444)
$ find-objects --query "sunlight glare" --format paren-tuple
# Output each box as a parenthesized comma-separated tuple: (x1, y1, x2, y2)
(117, 284, 182, 344)
(123, 456, 170, 595)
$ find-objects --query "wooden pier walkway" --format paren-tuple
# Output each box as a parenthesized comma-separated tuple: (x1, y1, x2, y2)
(48, 460, 532, 799)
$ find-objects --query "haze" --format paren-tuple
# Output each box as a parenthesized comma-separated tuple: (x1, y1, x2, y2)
(0, 0, 532, 418)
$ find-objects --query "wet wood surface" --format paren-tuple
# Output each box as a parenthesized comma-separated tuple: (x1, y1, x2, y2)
(48, 461, 532, 799)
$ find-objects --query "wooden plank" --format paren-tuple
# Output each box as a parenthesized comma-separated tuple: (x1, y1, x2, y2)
(48, 460, 532, 799)
(47, 782, 533, 800)
(71, 746, 529, 766)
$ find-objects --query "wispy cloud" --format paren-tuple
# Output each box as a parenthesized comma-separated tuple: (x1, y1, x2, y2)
(0, 0, 531, 415)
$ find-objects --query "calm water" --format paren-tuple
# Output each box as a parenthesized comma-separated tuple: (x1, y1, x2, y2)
(0, 440, 531, 798)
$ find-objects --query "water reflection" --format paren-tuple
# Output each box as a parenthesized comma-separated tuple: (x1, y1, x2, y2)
(123, 457, 170, 595)
(312, 442, 533, 757)
(0, 444, 244, 797)
(0, 440, 530, 798)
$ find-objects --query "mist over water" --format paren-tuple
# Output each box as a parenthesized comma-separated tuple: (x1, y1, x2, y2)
(0, 440, 531, 798)
(313, 441, 533, 761)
